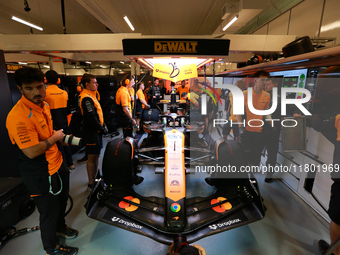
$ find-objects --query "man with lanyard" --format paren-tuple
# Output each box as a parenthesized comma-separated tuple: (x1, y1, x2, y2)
(147, 78, 163, 109)
(116, 74, 136, 138)
(6, 67, 78, 255)
(79, 73, 107, 192)
(44, 70, 75, 171)
(236, 70, 271, 167)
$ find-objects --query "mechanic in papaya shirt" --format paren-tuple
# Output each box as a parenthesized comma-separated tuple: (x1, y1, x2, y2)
(6, 67, 78, 255)
(44, 70, 75, 170)
(116, 74, 137, 138)
(79, 73, 107, 191)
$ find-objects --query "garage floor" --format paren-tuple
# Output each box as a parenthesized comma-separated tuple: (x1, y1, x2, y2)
(1, 134, 330, 255)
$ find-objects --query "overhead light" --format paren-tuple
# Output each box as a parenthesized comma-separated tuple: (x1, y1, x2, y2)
(120, 61, 124, 64)
(119, 69, 122, 71)
(12, 16, 43, 31)
(222, 15, 238, 31)
(123, 16, 135, 31)
(129, 65, 131, 67)
(18, 62, 27, 65)
(100, 65, 106, 68)
(85, 61, 91, 64)
(43, 65, 50, 68)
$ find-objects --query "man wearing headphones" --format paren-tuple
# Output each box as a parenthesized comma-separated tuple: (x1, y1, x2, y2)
(79, 73, 107, 192)
(44, 70, 75, 171)
(6, 67, 78, 255)
(116, 74, 136, 138)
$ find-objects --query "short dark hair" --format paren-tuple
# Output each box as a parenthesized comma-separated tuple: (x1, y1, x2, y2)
(181, 80, 186, 84)
(81, 73, 96, 87)
(14, 67, 45, 87)
(181, 92, 188, 98)
(45, 70, 59, 84)
(254, 70, 270, 78)
(137, 81, 144, 90)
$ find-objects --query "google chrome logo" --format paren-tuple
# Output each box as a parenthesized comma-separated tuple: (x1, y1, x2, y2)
(171, 203, 181, 212)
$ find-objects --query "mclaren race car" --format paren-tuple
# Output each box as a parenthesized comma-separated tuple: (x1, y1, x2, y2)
(85, 86, 265, 244)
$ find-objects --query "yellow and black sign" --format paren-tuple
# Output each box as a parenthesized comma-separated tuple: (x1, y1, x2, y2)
(7, 65, 23, 71)
(154, 41, 198, 53)
(123, 38, 230, 56)
(153, 63, 197, 82)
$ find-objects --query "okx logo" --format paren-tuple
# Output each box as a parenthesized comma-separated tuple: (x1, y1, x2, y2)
(197, 82, 222, 115)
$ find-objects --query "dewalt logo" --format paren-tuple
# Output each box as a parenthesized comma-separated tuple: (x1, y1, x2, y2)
(154, 41, 198, 53)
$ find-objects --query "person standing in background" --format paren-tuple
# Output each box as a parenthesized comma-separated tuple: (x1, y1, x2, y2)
(222, 80, 246, 142)
(116, 74, 137, 138)
(236, 71, 271, 167)
(263, 78, 281, 183)
(79, 73, 107, 192)
(135, 81, 150, 133)
(44, 70, 75, 170)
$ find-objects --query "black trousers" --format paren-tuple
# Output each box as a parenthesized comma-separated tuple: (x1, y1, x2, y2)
(118, 114, 132, 138)
(241, 131, 265, 166)
(264, 127, 281, 170)
(33, 163, 69, 253)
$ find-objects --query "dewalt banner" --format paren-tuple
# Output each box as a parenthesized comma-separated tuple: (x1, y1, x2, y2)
(123, 39, 230, 56)
(153, 63, 197, 82)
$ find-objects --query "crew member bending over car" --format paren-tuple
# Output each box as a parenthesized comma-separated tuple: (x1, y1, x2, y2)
(6, 67, 79, 255)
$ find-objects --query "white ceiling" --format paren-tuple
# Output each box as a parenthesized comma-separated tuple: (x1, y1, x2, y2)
(2, 0, 294, 70)
(0, 0, 270, 35)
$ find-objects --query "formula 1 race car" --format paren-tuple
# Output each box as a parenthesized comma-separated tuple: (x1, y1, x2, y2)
(85, 88, 265, 244)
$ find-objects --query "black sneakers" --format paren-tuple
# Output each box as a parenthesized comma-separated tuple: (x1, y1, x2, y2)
(56, 226, 79, 239)
(46, 244, 78, 255)
(318, 239, 334, 255)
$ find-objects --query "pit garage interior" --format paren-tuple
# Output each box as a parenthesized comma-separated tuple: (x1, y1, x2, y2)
(1, 0, 340, 254)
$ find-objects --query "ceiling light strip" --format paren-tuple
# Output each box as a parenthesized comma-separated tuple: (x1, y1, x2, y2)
(138, 58, 153, 69)
(222, 15, 238, 31)
(123, 16, 135, 31)
(197, 58, 214, 68)
(12, 16, 43, 31)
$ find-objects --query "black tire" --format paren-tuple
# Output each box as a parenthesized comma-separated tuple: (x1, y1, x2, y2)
(20, 198, 35, 219)
(102, 138, 136, 187)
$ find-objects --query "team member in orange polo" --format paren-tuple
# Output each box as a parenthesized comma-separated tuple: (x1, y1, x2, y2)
(79, 73, 107, 192)
(6, 67, 78, 255)
(44, 70, 75, 170)
(236, 70, 271, 167)
(177, 80, 189, 100)
(135, 81, 150, 132)
(116, 74, 136, 138)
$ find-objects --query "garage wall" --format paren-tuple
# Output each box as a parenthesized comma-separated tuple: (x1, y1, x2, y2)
(251, 0, 340, 45)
